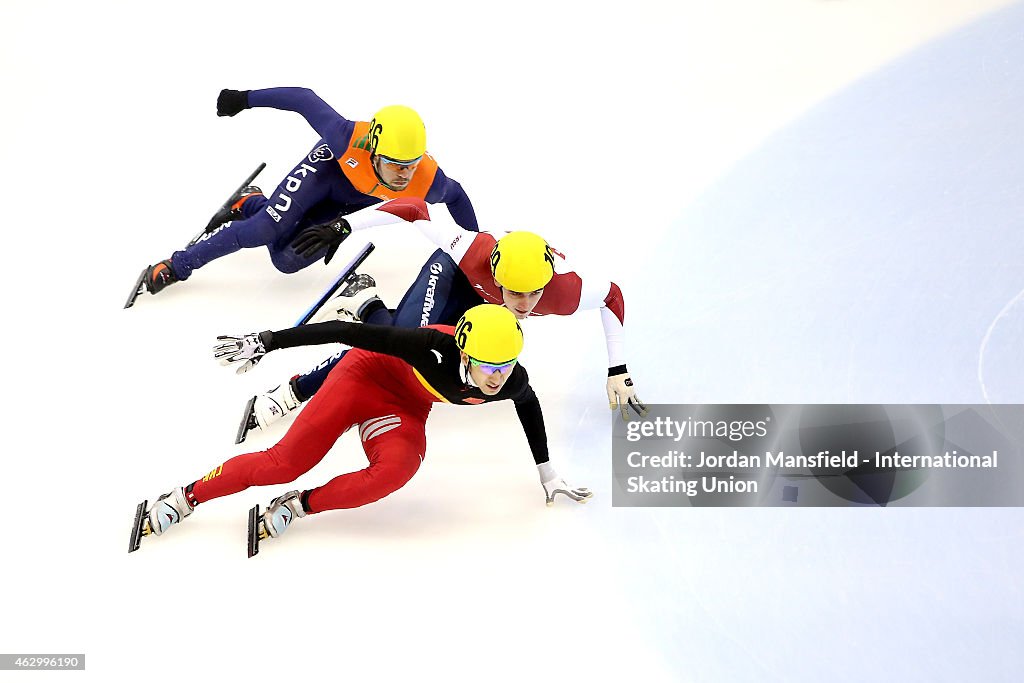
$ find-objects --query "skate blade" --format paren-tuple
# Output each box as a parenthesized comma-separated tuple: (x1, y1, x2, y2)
(128, 499, 148, 553)
(247, 504, 261, 558)
(296, 242, 376, 326)
(123, 268, 149, 309)
(235, 396, 257, 444)
(191, 162, 267, 246)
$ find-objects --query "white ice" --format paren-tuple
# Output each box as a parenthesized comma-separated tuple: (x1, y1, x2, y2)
(1, 1, 1022, 681)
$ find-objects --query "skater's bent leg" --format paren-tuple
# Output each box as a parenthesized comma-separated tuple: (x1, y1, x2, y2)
(172, 139, 339, 278)
(238, 193, 269, 218)
(304, 418, 428, 512)
(362, 306, 394, 325)
(189, 370, 360, 503)
(267, 240, 324, 274)
(170, 210, 284, 279)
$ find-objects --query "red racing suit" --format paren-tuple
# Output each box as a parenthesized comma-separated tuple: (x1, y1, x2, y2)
(189, 322, 547, 513)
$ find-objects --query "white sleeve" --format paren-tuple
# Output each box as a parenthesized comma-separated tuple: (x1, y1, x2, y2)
(555, 250, 627, 369)
(341, 203, 417, 231)
(342, 199, 478, 265)
(412, 220, 478, 265)
(600, 305, 627, 368)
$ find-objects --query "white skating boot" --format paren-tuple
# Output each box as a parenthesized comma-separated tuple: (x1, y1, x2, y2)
(129, 487, 193, 552)
(247, 490, 307, 557)
(308, 273, 380, 324)
(235, 380, 302, 444)
(146, 487, 193, 535)
(255, 382, 301, 430)
(261, 490, 307, 538)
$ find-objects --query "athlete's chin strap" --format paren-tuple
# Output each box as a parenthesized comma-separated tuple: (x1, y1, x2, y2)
(460, 360, 480, 389)
(370, 155, 403, 193)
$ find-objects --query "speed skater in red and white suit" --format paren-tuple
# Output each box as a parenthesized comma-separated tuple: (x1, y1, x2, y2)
(252, 197, 647, 437)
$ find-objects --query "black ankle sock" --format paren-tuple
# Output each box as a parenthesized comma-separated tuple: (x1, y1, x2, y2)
(184, 482, 199, 507)
(288, 376, 308, 403)
(361, 299, 389, 324)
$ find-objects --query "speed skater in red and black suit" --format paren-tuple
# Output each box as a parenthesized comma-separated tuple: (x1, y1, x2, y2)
(129, 305, 591, 555)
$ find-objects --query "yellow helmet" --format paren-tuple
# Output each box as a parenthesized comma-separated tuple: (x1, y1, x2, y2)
(368, 105, 427, 162)
(489, 231, 555, 292)
(454, 304, 524, 364)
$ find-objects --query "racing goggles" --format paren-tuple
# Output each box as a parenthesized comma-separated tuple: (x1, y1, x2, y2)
(378, 155, 422, 169)
(468, 357, 518, 375)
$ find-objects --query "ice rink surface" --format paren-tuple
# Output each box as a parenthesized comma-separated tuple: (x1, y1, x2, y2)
(2, 1, 1022, 680)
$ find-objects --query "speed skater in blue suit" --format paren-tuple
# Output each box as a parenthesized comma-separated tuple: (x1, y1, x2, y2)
(134, 87, 478, 297)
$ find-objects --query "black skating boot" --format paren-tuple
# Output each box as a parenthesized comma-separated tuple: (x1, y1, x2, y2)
(204, 185, 264, 232)
(145, 259, 180, 295)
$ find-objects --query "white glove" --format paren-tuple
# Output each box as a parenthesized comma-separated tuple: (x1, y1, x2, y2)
(213, 331, 271, 374)
(607, 367, 648, 420)
(542, 477, 593, 506)
(538, 463, 593, 506)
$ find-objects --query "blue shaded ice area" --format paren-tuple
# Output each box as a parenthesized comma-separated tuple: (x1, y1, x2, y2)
(629, 2, 1024, 405)
(564, 5, 1024, 680)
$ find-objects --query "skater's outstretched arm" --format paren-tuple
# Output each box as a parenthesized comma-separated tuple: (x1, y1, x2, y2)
(508, 372, 593, 506)
(292, 197, 478, 266)
(509, 379, 549, 465)
(215, 322, 456, 374)
(424, 169, 479, 231)
(217, 87, 353, 153)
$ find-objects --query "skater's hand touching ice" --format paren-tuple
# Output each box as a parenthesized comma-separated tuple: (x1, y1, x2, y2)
(214, 331, 272, 374)
(537, 463, 593, 507)
(542, 477, 593, 506)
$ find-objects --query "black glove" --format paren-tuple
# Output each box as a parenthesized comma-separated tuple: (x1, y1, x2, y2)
(290, 217, 352, 265)
(217, 89, 251, 117)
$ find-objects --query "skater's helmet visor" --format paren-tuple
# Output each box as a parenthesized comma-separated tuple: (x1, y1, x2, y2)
(468, 357, 518, 375)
